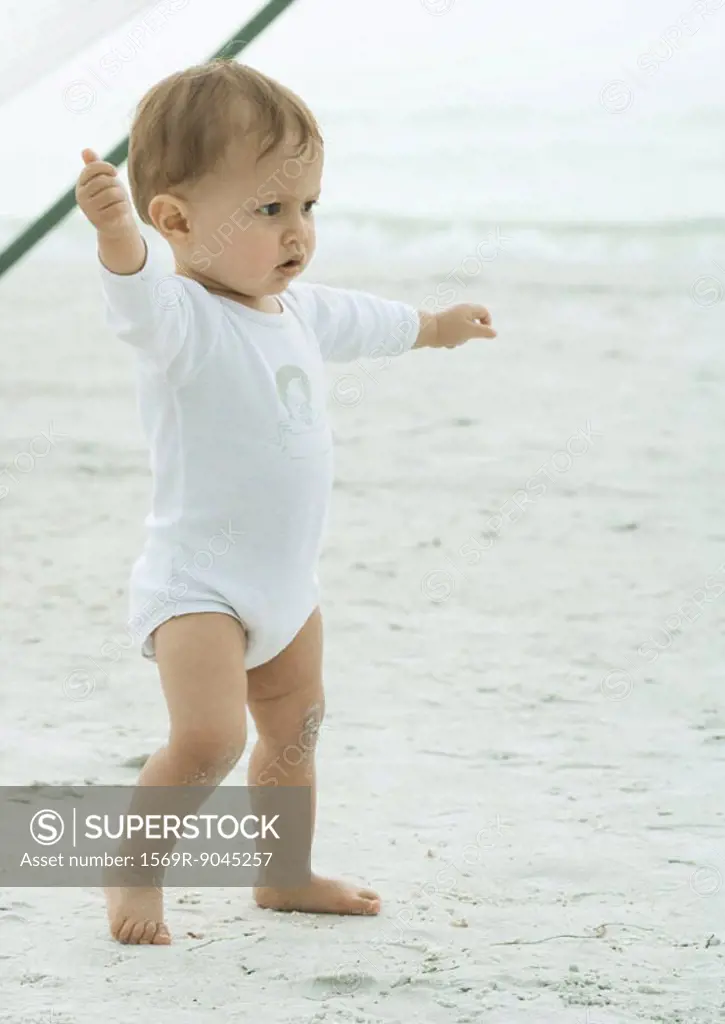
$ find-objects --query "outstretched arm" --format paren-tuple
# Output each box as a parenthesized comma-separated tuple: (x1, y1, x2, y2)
(413, 305, 497, 349)
(288, 284, 497, 363)
(287, 281, 420, 362)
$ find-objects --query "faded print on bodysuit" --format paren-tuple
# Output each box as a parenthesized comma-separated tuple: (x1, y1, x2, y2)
(275, 364, 330, 457)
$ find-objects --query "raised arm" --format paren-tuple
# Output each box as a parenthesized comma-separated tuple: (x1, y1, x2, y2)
(76, 149, 147, 275)
(75, 149, 217, 383)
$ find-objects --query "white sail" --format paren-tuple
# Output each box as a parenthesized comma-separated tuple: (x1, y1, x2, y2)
(0, 0, 163, 102)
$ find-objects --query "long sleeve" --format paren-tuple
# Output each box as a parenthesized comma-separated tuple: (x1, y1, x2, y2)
(287, 281, 420, 363)
(97, 237, 222, 386)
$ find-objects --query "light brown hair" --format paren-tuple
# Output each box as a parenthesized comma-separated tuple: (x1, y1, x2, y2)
(127, 60, 323, 224)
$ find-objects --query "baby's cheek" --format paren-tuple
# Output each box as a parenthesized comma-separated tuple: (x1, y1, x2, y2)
(244, 225, 279, 262)
(229, 234, 270, 276)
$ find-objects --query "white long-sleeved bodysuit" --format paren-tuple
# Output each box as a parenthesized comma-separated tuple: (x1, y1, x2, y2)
(99, 245, 419, 668)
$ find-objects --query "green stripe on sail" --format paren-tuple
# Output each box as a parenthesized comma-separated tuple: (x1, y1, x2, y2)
(0, 0, 300, 278)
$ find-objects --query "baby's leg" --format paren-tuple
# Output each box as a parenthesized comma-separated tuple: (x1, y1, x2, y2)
(247, 607, 380, 915)
(105, 612, 248, 945)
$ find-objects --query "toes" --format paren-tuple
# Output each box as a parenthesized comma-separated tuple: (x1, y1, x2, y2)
(252, 879, 381, 916)
(352, 891, 381, 916)
(351, 899, 377, 915)
(357, 889, 381, 914)
(128, 919, 150, 944)
(138, 920, 159, 944)
(114, 917, 134, 944)
(152, 923, 172, 945)
(112, 916, 170, 945)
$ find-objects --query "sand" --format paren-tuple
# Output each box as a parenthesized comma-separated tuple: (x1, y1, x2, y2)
(0, 227, 723, 1024)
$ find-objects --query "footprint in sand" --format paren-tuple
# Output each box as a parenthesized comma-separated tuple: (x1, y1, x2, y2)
(308, 969, 377, 999)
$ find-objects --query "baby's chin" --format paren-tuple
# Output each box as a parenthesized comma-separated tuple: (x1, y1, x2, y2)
(216, 261, 306, 299)
(267, 271, 304, 293)
(267, 278, 292, 292)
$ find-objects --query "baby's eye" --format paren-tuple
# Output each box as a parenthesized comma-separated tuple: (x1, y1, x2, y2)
(303, 199, 318, 214)
(258, 202, 282, 217)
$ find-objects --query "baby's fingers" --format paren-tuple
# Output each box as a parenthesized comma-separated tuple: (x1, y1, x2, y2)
(466, 304, 496, 337)
(472, 323, 497, 338)
(468, 303, 492, 326)
(93, 187, 130, 215)
(77, 153, 118, 187)
(82, 177, 123, 201)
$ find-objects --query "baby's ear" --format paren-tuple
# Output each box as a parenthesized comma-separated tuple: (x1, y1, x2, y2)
(167, 208, 190, 233)
(148, 194, 190, 239)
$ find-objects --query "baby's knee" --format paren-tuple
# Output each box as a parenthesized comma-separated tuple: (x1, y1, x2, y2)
(170, 725, 247, 783)
(302, 696, 325, 731)
(258, 695, 325, 754)
(286, 696, 325, 751)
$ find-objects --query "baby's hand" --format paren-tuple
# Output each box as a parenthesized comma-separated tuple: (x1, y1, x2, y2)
(75, 148, 136, 239)
(414, 305, 497, 349)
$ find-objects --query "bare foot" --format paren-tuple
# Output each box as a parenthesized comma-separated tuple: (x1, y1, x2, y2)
(254, 874, 381, 915)
(105, 886, 171, 945)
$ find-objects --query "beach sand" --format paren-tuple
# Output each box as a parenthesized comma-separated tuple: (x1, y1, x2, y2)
(0, 226, 723, 1023)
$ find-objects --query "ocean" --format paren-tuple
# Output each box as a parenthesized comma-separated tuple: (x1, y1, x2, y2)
(1, 0, 723, 295)
(1, 5, 724, 1015)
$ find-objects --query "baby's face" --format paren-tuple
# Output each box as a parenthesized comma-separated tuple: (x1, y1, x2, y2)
(183, 133, 322, 301)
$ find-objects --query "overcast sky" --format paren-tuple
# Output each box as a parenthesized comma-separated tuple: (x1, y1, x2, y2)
(1, 0, 723, 215)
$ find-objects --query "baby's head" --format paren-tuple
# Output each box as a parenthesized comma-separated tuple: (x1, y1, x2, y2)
(127, 61, 323, 302)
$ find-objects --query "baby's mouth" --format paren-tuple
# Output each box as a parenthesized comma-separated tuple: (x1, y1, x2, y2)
(278, 256, 303, 270)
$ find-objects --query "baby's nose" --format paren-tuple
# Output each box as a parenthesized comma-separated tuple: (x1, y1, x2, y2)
(287, 211, 306, 235)
(283, 218, 308, 249)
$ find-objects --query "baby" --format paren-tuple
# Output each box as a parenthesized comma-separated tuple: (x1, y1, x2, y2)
(75, 60, 496, 946)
